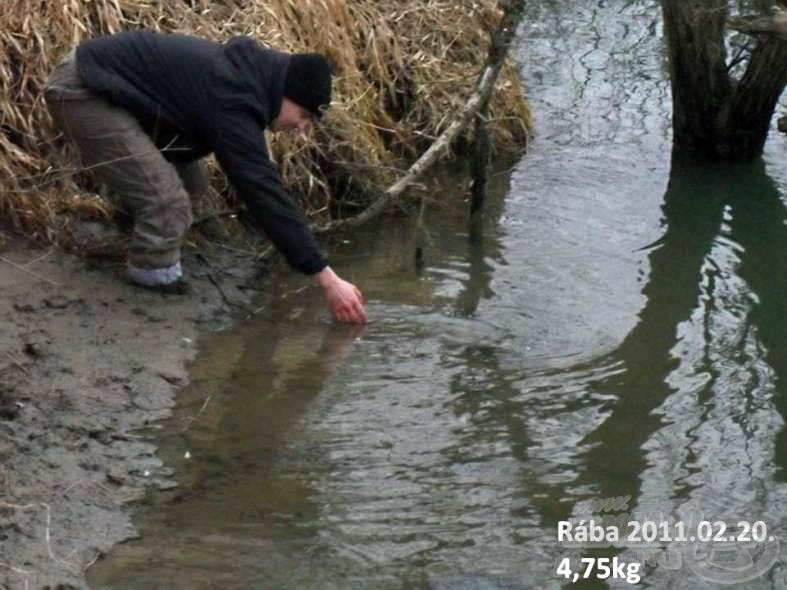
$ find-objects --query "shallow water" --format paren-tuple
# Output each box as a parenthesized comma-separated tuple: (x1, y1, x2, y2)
(89, 2, 787, 588)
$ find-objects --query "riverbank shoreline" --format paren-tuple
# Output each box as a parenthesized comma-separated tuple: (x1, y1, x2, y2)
(0, 233, 266, 590)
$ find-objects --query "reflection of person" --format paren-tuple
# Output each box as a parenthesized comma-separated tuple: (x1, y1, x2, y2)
(43, 30, 366, 324)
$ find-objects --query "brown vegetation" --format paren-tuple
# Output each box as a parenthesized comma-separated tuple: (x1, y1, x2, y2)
(0, 0, 530, 248)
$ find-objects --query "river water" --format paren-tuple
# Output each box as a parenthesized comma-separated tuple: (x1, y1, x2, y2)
(89, 2, 787, 589)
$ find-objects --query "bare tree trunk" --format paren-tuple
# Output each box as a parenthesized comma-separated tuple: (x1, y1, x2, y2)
(661, 0, 787, 159)
(718, 38, 787, 156)
(661, 0, 732, 155)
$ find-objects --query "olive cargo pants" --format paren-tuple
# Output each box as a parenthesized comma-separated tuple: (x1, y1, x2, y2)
(44, 49, 208, 269)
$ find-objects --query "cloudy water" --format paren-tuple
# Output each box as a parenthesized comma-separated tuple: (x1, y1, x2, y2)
(89, 1, 787, 588)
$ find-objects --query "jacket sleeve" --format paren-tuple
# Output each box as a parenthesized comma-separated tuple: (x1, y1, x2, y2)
(211, 106, 328, 275)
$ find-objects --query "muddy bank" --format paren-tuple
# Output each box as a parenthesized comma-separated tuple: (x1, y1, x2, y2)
(0, 233, 265, 590)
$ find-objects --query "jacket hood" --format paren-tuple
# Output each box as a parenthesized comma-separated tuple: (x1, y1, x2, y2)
(221, 36, 291, 124)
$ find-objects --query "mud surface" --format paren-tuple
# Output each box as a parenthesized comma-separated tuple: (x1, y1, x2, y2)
(0, 233, 262, 590)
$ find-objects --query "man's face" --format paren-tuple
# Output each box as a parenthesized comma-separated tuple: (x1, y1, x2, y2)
(271, 98, 314, 133)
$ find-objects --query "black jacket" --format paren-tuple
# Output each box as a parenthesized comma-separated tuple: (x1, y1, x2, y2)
(76, 30, 327, 275)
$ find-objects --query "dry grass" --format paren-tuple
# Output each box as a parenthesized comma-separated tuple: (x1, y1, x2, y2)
(0, 0, 531, 248)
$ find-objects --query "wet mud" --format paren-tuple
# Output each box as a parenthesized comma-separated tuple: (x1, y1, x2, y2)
(0, 234, 261, 590)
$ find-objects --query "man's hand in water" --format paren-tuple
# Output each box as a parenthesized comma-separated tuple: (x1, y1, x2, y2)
(311, 266, 367, 324)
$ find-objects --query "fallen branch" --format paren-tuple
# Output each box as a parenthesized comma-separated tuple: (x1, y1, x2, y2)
(313, 0, 526, 235)
(0, 500, 84, 576)
(727, 5, 787, 40)
(180, 394, 212, 433)
(4, 351, 29, 376)
(0, 255, 62, 286)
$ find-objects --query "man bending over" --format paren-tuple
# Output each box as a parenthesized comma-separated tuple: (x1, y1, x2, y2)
(44, 30, 366, 324)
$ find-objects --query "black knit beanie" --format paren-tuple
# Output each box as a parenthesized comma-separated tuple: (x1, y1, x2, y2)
(283, 53, 333, 118)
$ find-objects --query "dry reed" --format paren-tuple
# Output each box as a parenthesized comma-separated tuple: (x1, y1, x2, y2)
(0, 0, 531, 248)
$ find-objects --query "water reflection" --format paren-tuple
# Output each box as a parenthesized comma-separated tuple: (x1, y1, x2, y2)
(88, 1, 787, 589)
(731, 159, 787, 479)
(580, 156, 730, 508)
(620, 156, 787, 589)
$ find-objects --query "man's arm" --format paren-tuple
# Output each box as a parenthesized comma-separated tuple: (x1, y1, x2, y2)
(213, 107, 326, 273)
(212, 107, 366, 323)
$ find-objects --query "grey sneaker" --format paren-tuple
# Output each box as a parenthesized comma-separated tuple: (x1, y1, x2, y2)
(126, 262, 189, 295)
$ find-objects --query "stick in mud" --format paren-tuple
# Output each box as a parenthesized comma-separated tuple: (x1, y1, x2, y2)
(470, 111, 492, 217)
(0, 255, 63, 286)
